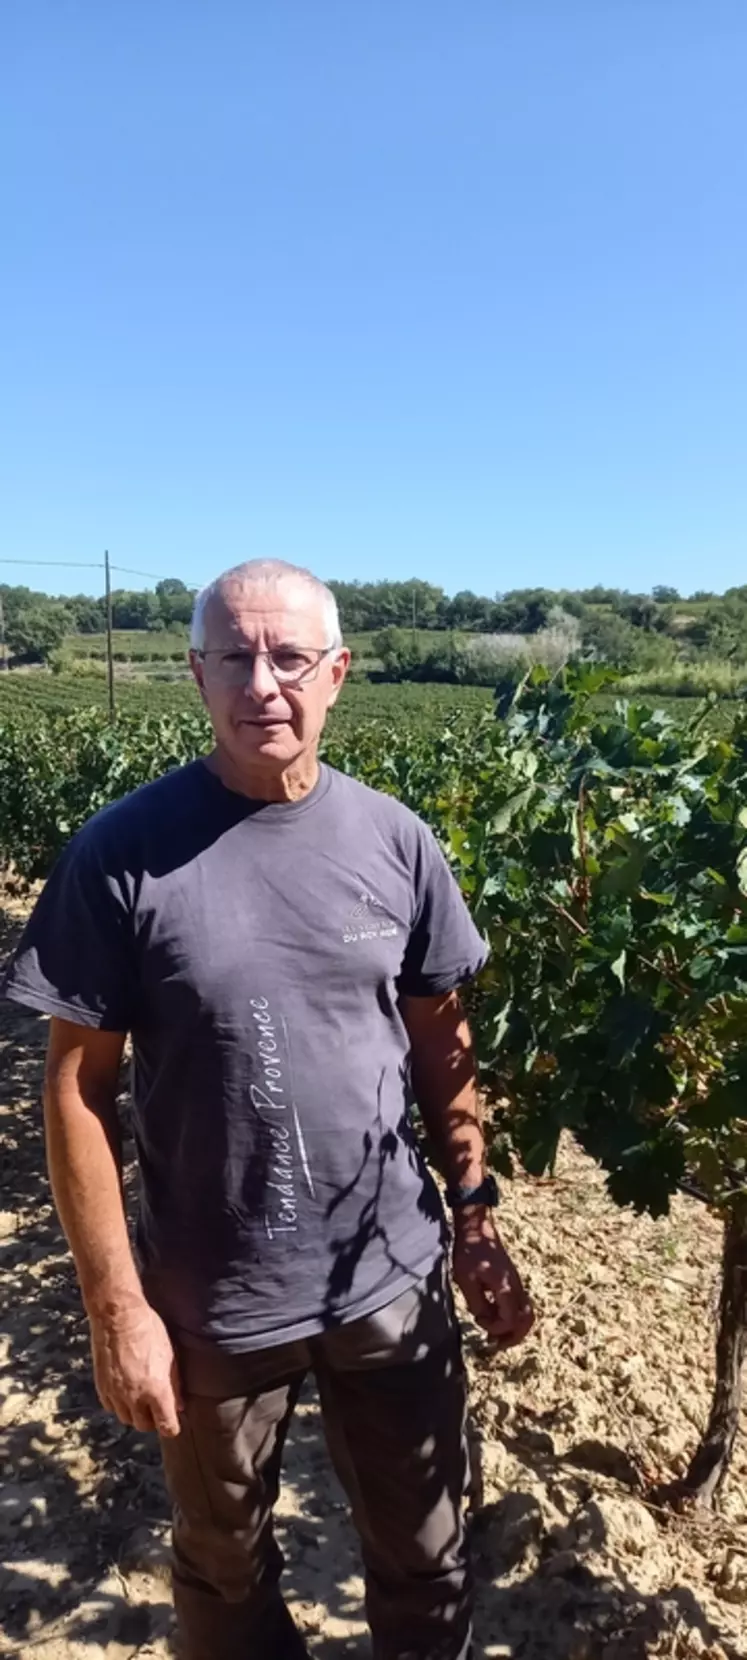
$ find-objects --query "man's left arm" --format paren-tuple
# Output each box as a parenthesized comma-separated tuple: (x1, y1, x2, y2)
(400, 989, 534, 1349)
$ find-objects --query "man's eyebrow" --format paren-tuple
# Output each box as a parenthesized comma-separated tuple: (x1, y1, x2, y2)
(218, 640, 308, 652)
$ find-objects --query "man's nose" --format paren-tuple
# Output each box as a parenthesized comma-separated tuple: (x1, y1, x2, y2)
(243, 654, 279, 700)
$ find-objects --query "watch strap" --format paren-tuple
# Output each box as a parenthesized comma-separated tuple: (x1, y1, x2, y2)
(445, 1173, 499, 1209)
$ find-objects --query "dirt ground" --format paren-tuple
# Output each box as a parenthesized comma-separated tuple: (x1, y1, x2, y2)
(1, 899, 747, 1660)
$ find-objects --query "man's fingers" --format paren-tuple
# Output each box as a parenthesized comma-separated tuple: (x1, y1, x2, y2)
(129, 1401, 156, 1432)
(98, 1382, 181, 1436)
(494, 1295, 533, 1334)
(128, 1393, 179, 1436)
(106, 1391, 137, 1428)
(492, 1309, 534, 1347)
(489, 1329, 528, 1352)
(477, 1288, 534, 1342)
(157, 1416, 182, 1439)
(461, 1274, 518, 1333)
(155, 1402, 182, 1438)
(461, 1279, 492, 1326)
(169, 1357, 185, 1417)
(145, 1384, 182, 1438)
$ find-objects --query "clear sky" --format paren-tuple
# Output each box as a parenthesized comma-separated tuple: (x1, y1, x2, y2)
(2, 2, 746, 600)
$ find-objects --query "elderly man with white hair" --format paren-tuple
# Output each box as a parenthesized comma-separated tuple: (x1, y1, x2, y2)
(3, 559, 532, 1660)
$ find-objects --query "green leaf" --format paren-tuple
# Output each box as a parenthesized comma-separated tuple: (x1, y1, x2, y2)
(669, 794, 692, 827)
(518, 1122, 561, 1177)
(493, 786, 535, 835)
(489, 999, 513, 1051)
(595, 843, 647, 897)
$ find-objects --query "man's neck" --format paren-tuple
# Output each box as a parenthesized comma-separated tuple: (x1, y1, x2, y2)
(206, 747, 320, 803)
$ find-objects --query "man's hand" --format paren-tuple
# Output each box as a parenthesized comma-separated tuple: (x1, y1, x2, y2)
(89, 1299, 183, 1437)
(452, 1214, 534, 1348)
(43, 1021, 182, 1431)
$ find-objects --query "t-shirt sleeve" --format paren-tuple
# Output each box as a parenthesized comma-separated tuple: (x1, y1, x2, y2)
(1, 828, 136, 1031)
(398, 820, 488, 997)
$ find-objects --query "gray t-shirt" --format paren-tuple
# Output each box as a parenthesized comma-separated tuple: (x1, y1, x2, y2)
(2, 761, 487, 1352)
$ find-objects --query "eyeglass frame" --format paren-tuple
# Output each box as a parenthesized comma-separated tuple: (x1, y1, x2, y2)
(193, 644, 337, 688)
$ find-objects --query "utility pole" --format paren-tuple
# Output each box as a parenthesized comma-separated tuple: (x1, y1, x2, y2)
(0, 591, 6, 671)
(411, 584, 417, 644)
(104, 549, 115, 721)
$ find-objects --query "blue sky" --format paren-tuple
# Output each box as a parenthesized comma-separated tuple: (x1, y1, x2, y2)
(2, 2, 745, 600)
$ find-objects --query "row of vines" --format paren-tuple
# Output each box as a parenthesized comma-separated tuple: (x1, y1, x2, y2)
(1, 663, 746, 1505)
(0, 668, 495, 724)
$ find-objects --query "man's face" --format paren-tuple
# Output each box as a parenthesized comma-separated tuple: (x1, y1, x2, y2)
(190, 580, 350, 777)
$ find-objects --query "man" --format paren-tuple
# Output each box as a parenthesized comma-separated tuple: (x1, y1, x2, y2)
(2, 559, 532, 1660)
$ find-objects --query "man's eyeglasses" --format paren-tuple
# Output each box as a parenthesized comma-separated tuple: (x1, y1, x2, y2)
(196, 646, 334, 688)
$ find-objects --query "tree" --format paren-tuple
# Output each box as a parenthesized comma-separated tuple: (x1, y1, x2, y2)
(332, 580, 467, 634)
(156, 579, 194, 629)
(408, 580, 447, 631)
(446, 590, 494, 631)
(492, 591, 552, 635)
(652, 585, 680, 604)
(65, 594, 107, 633)
(613, 594, 663, 632)
(681, 603, 747, 661)
(372, 628, 457, 682)
(6, 603, 69, 664)
(373, 628, 421, 678)
(578, 613, 638, 668)
(554, 592, 585, 619)
(110, 589, 162, 630)
(578, 586, 628, 606)
(327, 581, 375, 633)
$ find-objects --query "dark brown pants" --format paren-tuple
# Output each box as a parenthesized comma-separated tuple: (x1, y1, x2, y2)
(160, 1259, 472, 1660)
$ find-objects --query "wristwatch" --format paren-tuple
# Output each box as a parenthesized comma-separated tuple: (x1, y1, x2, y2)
(445, 1173, 499, 1210)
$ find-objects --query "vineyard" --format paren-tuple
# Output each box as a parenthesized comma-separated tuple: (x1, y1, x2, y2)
(1, 665, 747, 1647)
(0, 667, 495, 726)
(0, 661, 742, 749)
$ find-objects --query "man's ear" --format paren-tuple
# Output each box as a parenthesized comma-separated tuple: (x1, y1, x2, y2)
(189, 650, 208, 706)
(327, 648, 351, 707)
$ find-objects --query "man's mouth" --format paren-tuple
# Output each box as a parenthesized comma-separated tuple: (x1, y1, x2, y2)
(240, 715, 289, 727)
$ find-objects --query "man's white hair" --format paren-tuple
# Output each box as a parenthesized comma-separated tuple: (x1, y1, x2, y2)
(190, 559, 342, 651)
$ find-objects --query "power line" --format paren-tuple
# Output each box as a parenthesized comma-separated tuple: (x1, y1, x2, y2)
(1, 556, 202, 587)
(0, 558, 102, 569)
(111, 564, 165, 580)
(111, 564, 200, 586)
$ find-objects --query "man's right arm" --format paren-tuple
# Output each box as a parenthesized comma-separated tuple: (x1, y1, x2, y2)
(45, 1017, 182, 1437)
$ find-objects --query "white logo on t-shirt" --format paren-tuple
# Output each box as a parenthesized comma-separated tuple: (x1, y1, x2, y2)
(342, 890, 399, 944)
(249, 996, 315, 1240)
